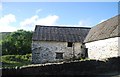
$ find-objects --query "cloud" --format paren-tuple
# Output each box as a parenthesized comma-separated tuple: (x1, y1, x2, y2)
(20, 15, 39, 31)
(0, 13, 92, 32)
(0, 14, 59, 32)
(0, 14, 16, 23)
(0, 14, 17, 32)
(36, 15, 59, 25)
(44, 19, 92, 28)
(0, 25, 17, 32)
(20, 15, 59, 31)
(51, 19, 92, 27)
(20, 15, 38, 27)
(36, 9, 42, 14)
(0, 3, 2, 10)
(77, 20, 92, 27)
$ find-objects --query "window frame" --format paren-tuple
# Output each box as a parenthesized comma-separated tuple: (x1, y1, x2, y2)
(55, 52, 63, 59)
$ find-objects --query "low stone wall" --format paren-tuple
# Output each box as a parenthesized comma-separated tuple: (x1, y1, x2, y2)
(2, 57, 120, 76)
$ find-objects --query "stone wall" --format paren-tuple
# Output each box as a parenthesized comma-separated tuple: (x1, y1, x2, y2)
(32, 41, 82, 63)
(85, 37, 120, 60)
(2, 57, 120, 76)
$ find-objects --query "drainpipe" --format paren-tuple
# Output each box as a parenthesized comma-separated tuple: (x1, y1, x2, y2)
(72, 43, 75, 59)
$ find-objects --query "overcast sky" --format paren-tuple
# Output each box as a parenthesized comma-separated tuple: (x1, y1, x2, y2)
(0, 2, 118, 32)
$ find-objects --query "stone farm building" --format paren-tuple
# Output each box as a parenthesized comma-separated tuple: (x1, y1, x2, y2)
(84, 15, 120, 60)
(32, 25, 90, 63)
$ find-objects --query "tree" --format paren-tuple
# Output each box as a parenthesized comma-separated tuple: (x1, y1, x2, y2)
(2, 30, 33, 55)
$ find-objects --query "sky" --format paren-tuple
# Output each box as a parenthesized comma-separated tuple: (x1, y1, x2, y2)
(0, 2, 118, 32)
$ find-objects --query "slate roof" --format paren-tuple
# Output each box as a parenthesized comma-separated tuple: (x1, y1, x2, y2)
(84, 15, 120, 43)
(32, 25, 90, 42)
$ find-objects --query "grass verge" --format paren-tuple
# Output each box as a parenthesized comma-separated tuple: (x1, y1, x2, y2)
(1, 54, 32, 68)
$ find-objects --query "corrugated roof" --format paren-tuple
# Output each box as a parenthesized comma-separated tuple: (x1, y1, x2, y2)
(32, 25, 90, 42)
(84, 15, 120, 43)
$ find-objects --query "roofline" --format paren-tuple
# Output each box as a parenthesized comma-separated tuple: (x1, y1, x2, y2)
(35, 25, 91, 29)
(92, 14, 120, 28)
(32, 39, 82, 43)
(84, 14, 120, 43)
(84, 36, 120, 43)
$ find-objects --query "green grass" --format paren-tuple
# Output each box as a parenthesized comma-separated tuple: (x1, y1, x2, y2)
(1, 54, 32, 68)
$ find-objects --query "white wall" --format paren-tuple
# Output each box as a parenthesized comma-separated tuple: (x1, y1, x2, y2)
(85, 37, 119, 60)
(32, 41, 82, 63)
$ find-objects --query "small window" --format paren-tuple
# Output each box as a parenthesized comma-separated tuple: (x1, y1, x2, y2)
(56, 53, 63, 59)
(67, 42, 73, 47)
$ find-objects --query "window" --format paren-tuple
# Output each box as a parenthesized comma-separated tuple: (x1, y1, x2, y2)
(81, 45, 83, 48)
(81, 43, 85, 48)
(56, 53, 63, 59)
(67, 42, 73, 47)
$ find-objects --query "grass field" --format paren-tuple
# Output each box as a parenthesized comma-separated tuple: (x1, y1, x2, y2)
(1, 54, 32, 68)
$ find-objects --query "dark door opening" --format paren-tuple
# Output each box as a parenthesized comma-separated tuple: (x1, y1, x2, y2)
(85, 48, 88, 58)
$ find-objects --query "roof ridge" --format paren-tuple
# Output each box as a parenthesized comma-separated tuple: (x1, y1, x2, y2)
(36, 25, 91, 29)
